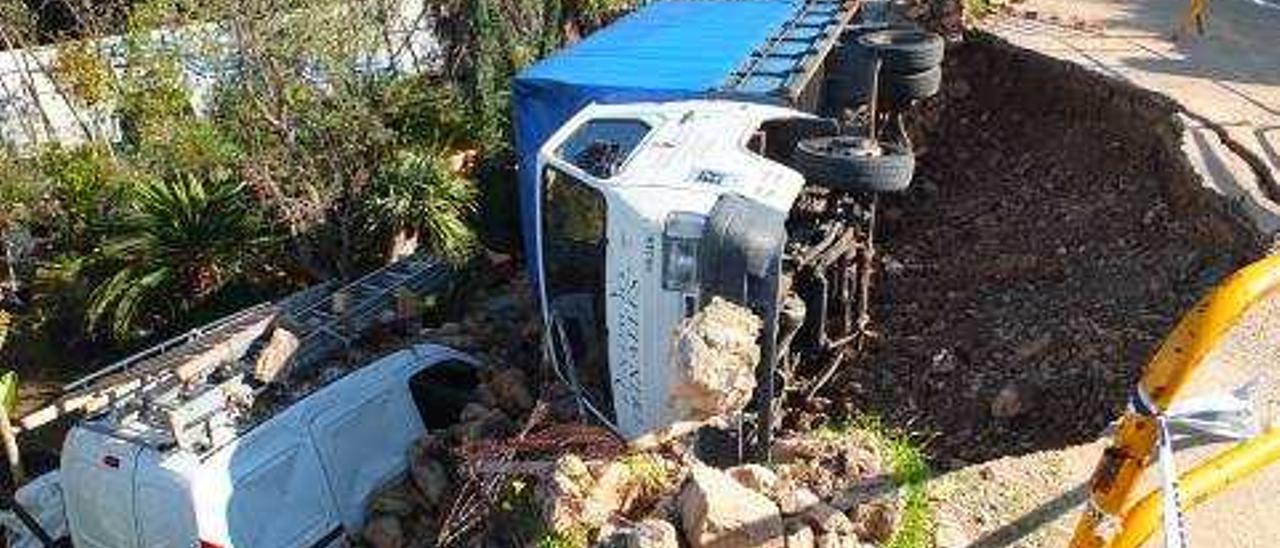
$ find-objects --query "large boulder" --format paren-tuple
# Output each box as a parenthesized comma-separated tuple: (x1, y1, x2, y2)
(669, 298, 762, 423)
(678, 465, 785, 548)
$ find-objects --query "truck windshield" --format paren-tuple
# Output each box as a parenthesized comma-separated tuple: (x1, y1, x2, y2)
(541, 167, 615, 422)
(556, 119, 650, 179)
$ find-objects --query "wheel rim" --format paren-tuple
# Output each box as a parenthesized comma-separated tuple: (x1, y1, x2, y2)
(820, 137, 882, 158)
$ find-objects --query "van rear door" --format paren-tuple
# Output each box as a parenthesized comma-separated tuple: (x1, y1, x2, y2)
(62, 427, 141, 548)
(308, 364, 423, 530)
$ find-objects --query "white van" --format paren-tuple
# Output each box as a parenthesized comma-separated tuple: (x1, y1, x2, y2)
(8, 343, 479, 548)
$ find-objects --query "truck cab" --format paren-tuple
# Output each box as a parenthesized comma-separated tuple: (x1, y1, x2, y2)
(522, 2, 945, 449)
(536, 101, 812, 438)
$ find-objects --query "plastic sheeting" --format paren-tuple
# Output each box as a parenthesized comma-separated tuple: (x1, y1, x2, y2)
(512, 0, 818, 279)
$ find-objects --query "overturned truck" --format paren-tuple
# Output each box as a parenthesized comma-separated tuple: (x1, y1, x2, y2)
(514, 0, 944, 454)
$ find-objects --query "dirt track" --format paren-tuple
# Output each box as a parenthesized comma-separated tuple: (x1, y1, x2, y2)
(839, 35, 1259, 466)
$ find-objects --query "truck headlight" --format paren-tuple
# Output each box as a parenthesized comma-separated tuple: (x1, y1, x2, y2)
(663, 212, 706, 291)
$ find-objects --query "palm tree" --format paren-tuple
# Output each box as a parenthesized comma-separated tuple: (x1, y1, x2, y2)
(87, 171, 269, 339)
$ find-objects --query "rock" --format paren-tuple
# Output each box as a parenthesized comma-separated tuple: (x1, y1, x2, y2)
(540, 455, 612, 532)
(727, 464, 778, 497)
(669, 298, 762, 423)
(597, 516, 681, 548)
(590, 460, 646, 516)
(363, 515, 405, 548)
(771, 437, 824, 463)
(450, 404, 514, 442)
(368, 481, 420, 517)
(801, 503, 853, 535)
(487, 367, 535, 415)
(252, 326, 301, 383)
(1014, 333, 1053, 360)
(814, 533, 840, 548)
(783, 520, 816, 548)
(850, 499, 900, 544)
(929, 348, 958, 374)
(840, 444, 883, 479)
(459, 402, 492, 422)
(828, 477, 893, 513)
(679, 465, 785, 548)
(991, 382, 1037, 418)
(409, 455, 449, 507)
(774, 483, 821, 516)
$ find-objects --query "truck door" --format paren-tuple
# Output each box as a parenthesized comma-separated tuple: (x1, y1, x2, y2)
(62, 427, 141, 548)
(308, 367, 422, 530)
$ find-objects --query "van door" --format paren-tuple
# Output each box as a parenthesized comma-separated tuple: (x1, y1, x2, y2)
(62, 427, 141, 548)
(308, 366, 423, 530)
(197, 414, 341, 548)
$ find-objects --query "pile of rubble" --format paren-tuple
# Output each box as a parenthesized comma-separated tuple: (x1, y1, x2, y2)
(361, 425, 904, 548)
(350, 275, 908, 547)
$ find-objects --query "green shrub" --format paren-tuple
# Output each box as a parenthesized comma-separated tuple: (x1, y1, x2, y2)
(87, 171, 270, 339)
(366, 147, 479, 261)
(0, 152, 44, 230)
(34, 144, 124, 251)
(381, 78, 475, 151)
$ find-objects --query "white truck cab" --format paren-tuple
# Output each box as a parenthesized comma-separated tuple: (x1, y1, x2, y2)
(12, 344, 478, 548)
(536, 100, 819, 439)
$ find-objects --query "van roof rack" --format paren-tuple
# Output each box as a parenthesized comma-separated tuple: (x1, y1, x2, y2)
(16, 255, 451, 447)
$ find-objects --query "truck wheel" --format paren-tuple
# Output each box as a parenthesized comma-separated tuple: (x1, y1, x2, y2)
(834, 23, 919, 102)
(857, 29, 944, 74)
(793, 137, 915, 193)
(881, 65, 942, 104)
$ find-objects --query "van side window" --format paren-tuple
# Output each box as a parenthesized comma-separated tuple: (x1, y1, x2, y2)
(408, 360, 479, 430)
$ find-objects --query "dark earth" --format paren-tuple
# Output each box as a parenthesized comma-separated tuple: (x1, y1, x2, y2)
(841, 34, 1261, 467)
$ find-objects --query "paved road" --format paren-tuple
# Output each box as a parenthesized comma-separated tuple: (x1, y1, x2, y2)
(935, 2, 1280, 546)
(982, 0, 1280, 236)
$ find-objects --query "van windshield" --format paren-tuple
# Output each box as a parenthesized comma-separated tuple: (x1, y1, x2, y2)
(540, 167, 614, 422)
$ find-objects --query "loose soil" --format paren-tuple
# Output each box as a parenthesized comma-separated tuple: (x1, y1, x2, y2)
(843, 34, 1261, 466)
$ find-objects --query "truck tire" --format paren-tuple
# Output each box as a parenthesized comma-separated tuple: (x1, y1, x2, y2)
(857, 29, 944, 74)
(881, 65, 942, 104)
(793, 137, 915, 193)
(834, 23, 917, 96)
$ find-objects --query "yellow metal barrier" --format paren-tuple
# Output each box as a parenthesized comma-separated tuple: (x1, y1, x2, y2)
(1111, 428, 1280, 548)
(1070, 254, 1280, 548)
(1181, 0, 1211, 35)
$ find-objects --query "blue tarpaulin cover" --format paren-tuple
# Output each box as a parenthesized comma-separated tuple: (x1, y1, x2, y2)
(513, 0, 822, 272)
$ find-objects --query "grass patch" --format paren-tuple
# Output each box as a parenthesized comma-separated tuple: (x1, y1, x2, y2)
(844, 415, 935, 548)
(536, 528, 590, 548)
(966, 0, 996, 19)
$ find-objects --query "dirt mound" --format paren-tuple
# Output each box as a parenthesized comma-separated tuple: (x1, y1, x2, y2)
(843, 35, 1260, 466)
